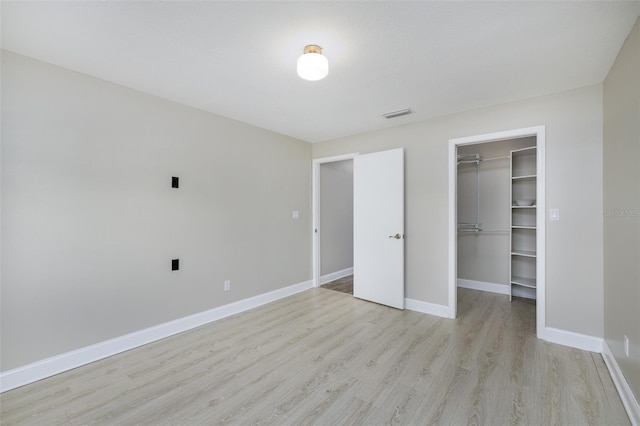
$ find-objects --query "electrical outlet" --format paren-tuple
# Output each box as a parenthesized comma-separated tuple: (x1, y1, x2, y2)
(624, 335, 630, 357)
(224, 280, 231, 291)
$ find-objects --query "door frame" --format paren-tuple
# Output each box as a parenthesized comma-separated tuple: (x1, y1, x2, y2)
(448, 126, 546, 338)
(312, 153, 359, 287)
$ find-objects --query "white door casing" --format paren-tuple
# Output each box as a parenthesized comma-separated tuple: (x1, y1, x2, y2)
(353, 148, 405, 309)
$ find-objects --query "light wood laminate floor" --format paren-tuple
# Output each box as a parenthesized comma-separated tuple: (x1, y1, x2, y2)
(0, 288, 630, 425)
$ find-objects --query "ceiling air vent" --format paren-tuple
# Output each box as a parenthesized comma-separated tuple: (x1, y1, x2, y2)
(382, 108, 413, 119)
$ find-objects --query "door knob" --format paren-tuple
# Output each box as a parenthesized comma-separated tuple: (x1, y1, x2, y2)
(388, 234, 402, 239)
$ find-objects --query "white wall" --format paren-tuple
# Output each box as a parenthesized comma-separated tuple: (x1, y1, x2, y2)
(313, 84, 604, 338)
(603, 17, 640, 404)
(319, 160, 353, 277)
(0, 51, 312, 371)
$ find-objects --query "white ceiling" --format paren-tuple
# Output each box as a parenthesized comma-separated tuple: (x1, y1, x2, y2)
(2, 1, 639, 143)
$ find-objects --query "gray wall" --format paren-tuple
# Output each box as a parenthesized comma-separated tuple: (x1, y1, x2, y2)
(320, 160, 353, 277)
(1, 51, 312, 371)
(313, 84, 604, 338)
(457, 138, 534, 288)
(603, 17, 640, 403)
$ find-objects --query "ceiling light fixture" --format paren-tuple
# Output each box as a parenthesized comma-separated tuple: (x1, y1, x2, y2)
(297, 45, 328, 81)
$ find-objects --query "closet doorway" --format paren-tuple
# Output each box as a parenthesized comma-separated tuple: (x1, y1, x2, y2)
(448, 126, 546, 338)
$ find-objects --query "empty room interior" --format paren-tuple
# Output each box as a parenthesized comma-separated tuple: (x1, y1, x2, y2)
(1, 1, 639, 425)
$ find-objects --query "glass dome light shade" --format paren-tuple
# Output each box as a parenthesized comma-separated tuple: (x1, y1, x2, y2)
(297, 46, 328, 81)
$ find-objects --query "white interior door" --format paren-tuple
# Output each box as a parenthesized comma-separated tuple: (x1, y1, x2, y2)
(353, 148, 404, 309)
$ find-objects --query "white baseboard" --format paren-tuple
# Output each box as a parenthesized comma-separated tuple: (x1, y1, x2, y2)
(405, 298, 453, 319)
(542, 326, 603, 353)
(319, 267, 353, 285)
(457, 278, 510, 295)
(0, 279, 314, 393)
(602, 340, 640, 426)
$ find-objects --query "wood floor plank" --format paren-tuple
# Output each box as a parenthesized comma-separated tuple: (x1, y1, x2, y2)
(0, 287, 630, 425)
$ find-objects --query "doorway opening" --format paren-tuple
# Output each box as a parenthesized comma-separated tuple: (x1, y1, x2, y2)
(312, 154, 357, 292)
(312, 149, 405, 310)
(448, 126, 546, 338)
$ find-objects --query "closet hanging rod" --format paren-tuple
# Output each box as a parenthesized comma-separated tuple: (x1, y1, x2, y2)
(457, 223, 481, 229)
(458, 228, 510, 233)
(456, 155, 510, 165)
(482, 155, 510, 162)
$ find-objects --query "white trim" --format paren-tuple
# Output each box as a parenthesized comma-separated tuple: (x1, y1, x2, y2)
(448, 126, 546, 338)
(449, 126, 546, 145)
(535, 131, 546, 338)
(0, 280, 313, 393)
(405, 298, 454, 319)
(319, 267, 354, 285)
(457, 278, 510, 295)
(602, 341, 640, 426)
(312, 153, 359, 287)
(447, 140, 458, 319)
(542, 327, 603, 353)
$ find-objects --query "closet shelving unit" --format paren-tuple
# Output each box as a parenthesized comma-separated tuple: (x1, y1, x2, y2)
(509, 146, 537, 300)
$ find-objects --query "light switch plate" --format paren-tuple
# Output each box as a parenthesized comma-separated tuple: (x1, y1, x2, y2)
(292, 210, 300, 219)
(550, 208, 560, 221)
